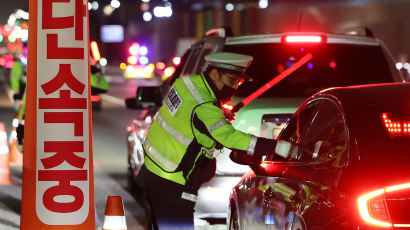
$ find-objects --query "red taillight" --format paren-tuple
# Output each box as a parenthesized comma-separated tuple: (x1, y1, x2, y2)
(91, 95, 101, 102)
(282, 34, 326, 44)
(381, 113, 410, 137)
(358, 183, 410, 228)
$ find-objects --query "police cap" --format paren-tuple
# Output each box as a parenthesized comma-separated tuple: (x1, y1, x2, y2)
(205, 52, 253, 79)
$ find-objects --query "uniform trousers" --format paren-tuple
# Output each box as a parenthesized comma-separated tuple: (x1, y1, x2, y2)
(136, 165, 196, 230)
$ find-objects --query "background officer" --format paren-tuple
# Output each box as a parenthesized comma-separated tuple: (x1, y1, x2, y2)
(136, 52, 291, 229)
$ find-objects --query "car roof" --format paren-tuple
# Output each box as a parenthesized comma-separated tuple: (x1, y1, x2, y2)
(225, 32, 380, 46)
(317, 82, 410, 108)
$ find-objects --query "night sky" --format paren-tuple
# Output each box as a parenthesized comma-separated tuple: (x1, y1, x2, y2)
(0, 0, 29, 25)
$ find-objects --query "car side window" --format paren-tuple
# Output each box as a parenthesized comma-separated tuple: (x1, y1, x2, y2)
(296, 98, 347, 163)
(274, 98, 347, 164)
(272, 103, 319, 162)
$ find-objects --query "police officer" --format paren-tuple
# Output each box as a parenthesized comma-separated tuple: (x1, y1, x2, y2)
(136, 52, 292, 229)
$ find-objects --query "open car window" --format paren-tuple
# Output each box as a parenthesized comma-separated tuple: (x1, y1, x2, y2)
(271, 97, 348, 165)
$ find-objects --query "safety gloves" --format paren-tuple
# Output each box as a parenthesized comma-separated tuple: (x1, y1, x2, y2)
(274, 140, 298, 159)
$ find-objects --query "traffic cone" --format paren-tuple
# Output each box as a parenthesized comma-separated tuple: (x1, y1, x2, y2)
(102, 196, 128, 230)
(9, 118, 23, 166)
(0, 122, 13, 185)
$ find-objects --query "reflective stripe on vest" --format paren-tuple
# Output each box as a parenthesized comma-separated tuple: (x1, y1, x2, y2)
(247, 136, 257, 156)
(202, 147, 214, 157)
(208, 119, 229, 133)
(156, 112, 192, 146)
(182, 76, 204, 104)
(144, 138, 178, 171)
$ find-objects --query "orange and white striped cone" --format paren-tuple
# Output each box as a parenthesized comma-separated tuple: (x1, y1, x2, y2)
(9, 118, 23, 166)
(0, 122, 13, 185)
(102, 196, 128, 230)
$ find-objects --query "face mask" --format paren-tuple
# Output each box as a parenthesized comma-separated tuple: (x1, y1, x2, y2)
(219, 85, 236, 103)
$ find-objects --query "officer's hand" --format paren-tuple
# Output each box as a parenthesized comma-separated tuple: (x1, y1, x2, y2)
(223, 108, 236, 121)
(275, 140, 298, 159)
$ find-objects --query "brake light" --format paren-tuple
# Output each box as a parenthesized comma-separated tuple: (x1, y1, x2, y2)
(282, 34, 326, 44)
(381, 113, 410, 136)
(358, 183, 410, 228)
(91, 95, 101, 102)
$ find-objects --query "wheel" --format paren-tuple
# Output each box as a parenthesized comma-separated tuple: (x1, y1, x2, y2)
(228, 205, 240, 230)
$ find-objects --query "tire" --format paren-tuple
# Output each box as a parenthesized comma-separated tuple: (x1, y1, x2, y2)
(229, 205, 240, 230)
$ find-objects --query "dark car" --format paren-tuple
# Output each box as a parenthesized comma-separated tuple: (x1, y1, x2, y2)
(228, 83, 410, 230)
(126, 28, 404, 221)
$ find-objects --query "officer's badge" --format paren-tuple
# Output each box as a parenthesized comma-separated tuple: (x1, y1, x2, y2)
(165, 87, 182, 115)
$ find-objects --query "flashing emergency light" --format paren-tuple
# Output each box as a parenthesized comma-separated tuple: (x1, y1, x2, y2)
(139, 56, 149, 65)
(358, 183, 410, 228)
(139, 46, 148, 56)
(172, 56, 181, 66)
(129, 43, 140, 56)
(329, 61, 337, 69)
(127, 56, 138, 65)
(282, 34, 326, 44)
(90, 41, 101, 61)
(381, 113, 410, 137)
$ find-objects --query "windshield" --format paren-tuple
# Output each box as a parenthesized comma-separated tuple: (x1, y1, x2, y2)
(224, 43, 394, 98)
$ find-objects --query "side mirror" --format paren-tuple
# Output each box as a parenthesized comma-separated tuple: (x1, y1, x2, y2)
(137, 86, 163, 106)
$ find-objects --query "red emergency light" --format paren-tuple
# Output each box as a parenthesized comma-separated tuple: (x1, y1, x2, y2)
(282, 34, 326, 44)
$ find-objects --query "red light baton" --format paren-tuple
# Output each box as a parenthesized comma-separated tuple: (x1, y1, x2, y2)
(232, 53, 313, 112)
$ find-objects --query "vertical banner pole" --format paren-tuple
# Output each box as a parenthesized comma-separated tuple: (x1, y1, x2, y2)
(21, 0, 95, 229)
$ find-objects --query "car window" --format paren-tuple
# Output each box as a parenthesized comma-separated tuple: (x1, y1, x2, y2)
(297, 98, 347, 163)
(274, 97, 347, 164)
(223, 43, 395, 98)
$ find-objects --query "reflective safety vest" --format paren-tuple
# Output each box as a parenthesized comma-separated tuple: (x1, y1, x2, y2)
(143, 74, 258, 185)
(91, 73, 109, 91)
(10, 61, 26, 92)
